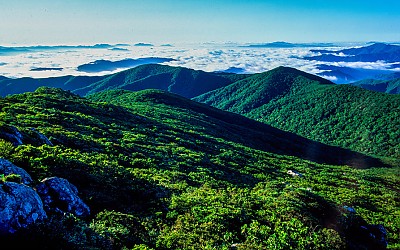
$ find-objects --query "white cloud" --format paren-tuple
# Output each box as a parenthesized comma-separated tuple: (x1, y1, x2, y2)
(318, 75, 338, 82)
(329, 61, 394, 70)
(0, 43, 399, 79)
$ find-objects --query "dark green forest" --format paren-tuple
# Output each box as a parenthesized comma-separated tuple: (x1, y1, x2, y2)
(0, 64, 248, 98)
(194, 66, 400, 161)
(0, 87, 399, 249)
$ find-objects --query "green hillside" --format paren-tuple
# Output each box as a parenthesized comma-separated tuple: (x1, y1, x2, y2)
(0, 64, 248, 98)
(0, 87, 398, 249)
(194, 66, 400, 160)
(74, 64, 248, 97)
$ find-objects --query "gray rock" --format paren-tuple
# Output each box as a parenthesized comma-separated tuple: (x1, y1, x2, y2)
(0, 125, 53, 147)
(0, 182, 47, 235)
(29, 128, 53, 146)
(0, 158, 33, 185)
(287, 169, 303, 177)
(342, 209, 388, 249)
(343, 205, 356, 213)
(0, 125, 23, 146)
(359, 224, 388, 249)
(36, 177, 90, 218)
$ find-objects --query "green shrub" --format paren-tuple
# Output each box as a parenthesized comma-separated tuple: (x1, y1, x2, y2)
(0, 173, 22, 183)
(0, 139, 14, 159)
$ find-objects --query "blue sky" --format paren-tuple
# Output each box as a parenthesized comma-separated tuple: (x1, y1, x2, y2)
(1, 0, 399, 44)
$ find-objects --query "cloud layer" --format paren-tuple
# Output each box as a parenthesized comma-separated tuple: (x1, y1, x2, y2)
(0, 43, 399, 83)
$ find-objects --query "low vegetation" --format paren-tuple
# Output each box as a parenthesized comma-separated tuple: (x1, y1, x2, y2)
(0, 87, 398, 249)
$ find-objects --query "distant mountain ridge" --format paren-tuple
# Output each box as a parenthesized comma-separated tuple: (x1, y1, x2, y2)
(315, 64, 394, 84)
(242, 41, 336, 48)
(76, 58, 175, 73)
(304, 42, 400, 63)
(350, 75, 400, 94)
(1, 63, 398, 98)
(0, 75, 105, 97)
(0, 64, 249, 98)
(74, 64, 249, 97)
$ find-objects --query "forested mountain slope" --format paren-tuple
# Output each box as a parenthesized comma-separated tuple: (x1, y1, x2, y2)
(0, 64, 248, 98)
(74, 64, 248, 97)
(194, 66, 400, 160)
(0, 87, 398, 249)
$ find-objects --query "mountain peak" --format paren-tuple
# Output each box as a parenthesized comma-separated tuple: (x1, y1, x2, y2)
(267, 66, 334, 84)
(194, 66, 334, 114)
(363, 42, 400, 54)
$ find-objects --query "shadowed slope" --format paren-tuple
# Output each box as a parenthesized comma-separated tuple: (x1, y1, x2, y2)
(89, 89, 388, 169)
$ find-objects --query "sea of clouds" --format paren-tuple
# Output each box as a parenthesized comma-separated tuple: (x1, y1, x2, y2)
(0, 42, 399, 83)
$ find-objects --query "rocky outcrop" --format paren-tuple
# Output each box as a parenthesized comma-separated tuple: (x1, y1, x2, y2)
(0, 159, 90, 236)
(0, 125, 23, 146)
(0, 158, 33, 185)
(0, 125, 53, 147)
(36, 177, 90, 218)
(0, 182, 47, 235)
(27, 128, 53, 146)
(341, 206, 388, 249)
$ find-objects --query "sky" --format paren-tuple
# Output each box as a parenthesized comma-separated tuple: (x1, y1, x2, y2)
(1, 0, 400, 45)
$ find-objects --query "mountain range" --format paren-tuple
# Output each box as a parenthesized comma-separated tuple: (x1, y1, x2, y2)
(314, 64, 395, 84)
(1, 64, 399, 161)
(350, 72, 400, 94)
(304, 42, 400, 63)
(241, 41, 337, 48)
(2, 63, 399, 97)
(302, 43, 400, 83)
(0, 40, 399, 249)
(76, 58, 175, 73)
(0, 64, 248, 98)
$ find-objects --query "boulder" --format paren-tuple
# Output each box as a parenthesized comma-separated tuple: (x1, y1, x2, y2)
(28, 128, 53, 146)
(341, 207, 388, 249)
(0, 158, 33, 185)
(0, 182, 47, 235)
(359, 224, 387, 249)
(36, 177, 90, 218)
(0, 125, 53, 147)
(0, 125, 23, 146)
(287, 169, 303, 177)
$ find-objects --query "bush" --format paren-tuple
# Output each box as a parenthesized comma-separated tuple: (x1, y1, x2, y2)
(0, 173, 22, 184)
(0, 139, 14, 159)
